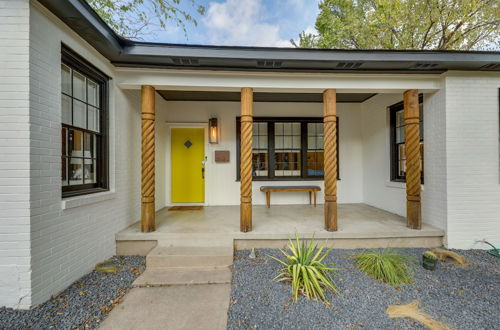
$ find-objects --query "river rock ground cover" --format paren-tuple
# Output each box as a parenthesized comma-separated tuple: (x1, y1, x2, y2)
(0, 255, 145, 329)
(228, 248, 499, 330)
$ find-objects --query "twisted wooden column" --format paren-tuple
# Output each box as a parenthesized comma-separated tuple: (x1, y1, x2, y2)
(240, 87, 253, 232)
(323, 89, 338, 231)
(403, 89, 422, 229)
(141, 85, 156, 232)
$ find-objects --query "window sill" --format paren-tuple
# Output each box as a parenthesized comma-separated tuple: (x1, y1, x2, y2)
(61, 190, 116, 210)
(385, 181, 424, 190)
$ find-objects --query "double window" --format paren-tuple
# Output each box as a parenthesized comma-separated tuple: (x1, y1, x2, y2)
(61, 46, 108, 197)
(389, 95, 424, 182)
(236, 117, 339, 180)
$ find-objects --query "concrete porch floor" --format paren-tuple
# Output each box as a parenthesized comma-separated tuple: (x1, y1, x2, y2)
(116, 204, 444, 251)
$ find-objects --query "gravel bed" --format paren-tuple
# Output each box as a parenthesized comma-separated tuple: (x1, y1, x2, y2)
(0, 255, 145, 330)
(228, 248, 500, 330)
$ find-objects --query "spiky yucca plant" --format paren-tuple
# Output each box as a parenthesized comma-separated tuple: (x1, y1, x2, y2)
(269, 234, 339, 303)
(354, 249, 415, 286)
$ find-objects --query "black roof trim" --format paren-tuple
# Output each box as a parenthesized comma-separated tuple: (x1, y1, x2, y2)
(38, 0, 500, 73)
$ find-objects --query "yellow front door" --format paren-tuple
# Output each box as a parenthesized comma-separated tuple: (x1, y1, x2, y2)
(171, 128, 205, 203)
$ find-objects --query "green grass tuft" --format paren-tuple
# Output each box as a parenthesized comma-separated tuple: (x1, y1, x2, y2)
(268, 233, 340, 303)
(354, 249, 415, 286)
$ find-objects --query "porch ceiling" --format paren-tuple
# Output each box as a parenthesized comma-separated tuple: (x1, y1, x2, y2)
(157, 91, 376, 103)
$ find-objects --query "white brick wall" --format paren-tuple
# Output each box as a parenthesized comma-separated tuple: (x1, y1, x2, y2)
(0, 0, 32, 309)
(361, 94, 407, 216)
(26, 2, 142, 306)
(422, 85, 448, 233)
(445, 72, 500, 249)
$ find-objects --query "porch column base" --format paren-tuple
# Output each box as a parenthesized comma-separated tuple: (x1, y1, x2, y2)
(407, 196, 421, 230)
(324, 197, 337, 232)
(240, 197, 252, 232)
(141, 197, 155, 232)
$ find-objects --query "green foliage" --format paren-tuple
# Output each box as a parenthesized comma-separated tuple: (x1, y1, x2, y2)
(269, 234, 339, 303)
(423, 251, 437, 259)
(86, 0, 205, 40)
(294, 0, 500, 50)
(354, 249, 415, 286)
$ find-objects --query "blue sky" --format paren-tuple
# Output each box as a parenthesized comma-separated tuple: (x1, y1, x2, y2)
(144, 0, 320, 47)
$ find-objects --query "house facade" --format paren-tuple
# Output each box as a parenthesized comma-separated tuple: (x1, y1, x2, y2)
(1, 0, 499, 309)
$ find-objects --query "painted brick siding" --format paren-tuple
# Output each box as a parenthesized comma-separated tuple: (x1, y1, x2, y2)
(422, 85, 448, 234)
(0, 0, 32, 309)
(445, 73, 500, 249)
(26, 3, 141, 306)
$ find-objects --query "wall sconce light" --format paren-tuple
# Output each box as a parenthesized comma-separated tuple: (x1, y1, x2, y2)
(209, 117, 219, 144)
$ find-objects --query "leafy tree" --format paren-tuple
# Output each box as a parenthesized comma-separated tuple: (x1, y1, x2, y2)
(87, 0, 205, 40)
(293, 0, 500, 50)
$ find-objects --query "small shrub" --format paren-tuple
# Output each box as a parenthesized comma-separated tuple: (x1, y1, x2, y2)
(423, 251, 437, 259)
(268, 234, 339, 303)
(354, 249, 415, 286)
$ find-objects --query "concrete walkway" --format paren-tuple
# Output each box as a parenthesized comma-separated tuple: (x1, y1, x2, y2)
(100, 284, 231, 330)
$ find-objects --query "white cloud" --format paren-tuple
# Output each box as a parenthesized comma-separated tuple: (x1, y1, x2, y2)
(203, 0, 291, 47)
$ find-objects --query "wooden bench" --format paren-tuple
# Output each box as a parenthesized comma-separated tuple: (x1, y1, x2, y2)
(260, 185, 321, 208)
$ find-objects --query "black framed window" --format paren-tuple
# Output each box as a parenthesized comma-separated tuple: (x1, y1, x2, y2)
(237, 117, 338, 181)
(389, 95, 424, 182)
(61, 46, 109, 197)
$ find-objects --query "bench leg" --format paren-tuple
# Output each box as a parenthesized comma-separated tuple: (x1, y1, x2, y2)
(314, 191, 317, 207)
(266, 191, 270, 208)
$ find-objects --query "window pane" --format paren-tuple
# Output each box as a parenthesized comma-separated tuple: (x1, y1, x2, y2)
(88, 107, 99, 132)
(252, 152, 268, 177)
(275, 122, 283, 135)
(275, 135, 283, 149)
(292, 123, 300, 135)
(72, 71, 86, 101)
(69, 157, 83, 185)
(275, 151, 301, 176)
(84, 158, 96, 184)
(73, 100, 86, 128)
(87, 80, 99, 107)
(251, 122, 268, 176)
(69, 129, 83, 157)
(308, 136, 316, 149)
(396, 110, 404, 127)
(317, 135, 324, 149)
(396, 127, 405, 143)
(283, 136, 292, 148)
(61, 64, 71, 95)
(316, 123, 323, 136)
(258, 136, 267, 149)
(307, 123, 315, 136)
(62, 94, 72, 125)
(307, 151, 324, 176)
(84, 133, 95, 158)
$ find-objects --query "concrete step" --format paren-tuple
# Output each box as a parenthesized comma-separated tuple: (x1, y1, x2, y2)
(146, 245, 233, 269)
(133, 267, 232, 286)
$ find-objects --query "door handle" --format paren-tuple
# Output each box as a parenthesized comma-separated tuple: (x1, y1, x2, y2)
(202, 167, 205, 179)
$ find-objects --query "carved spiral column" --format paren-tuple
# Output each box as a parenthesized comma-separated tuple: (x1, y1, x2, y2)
(404, 89, 422, 229)
(323, 89, 338, 231)
(141, 85, 156, 232)
(240, 87, 253, 232)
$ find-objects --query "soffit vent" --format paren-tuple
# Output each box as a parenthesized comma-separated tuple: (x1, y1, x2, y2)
(479, 63, 500, 71)
(257, 60, 283, 68)
(410, 63, 439, 70)
(171, 57, 200, 66)
(336, 62, 363, 69)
